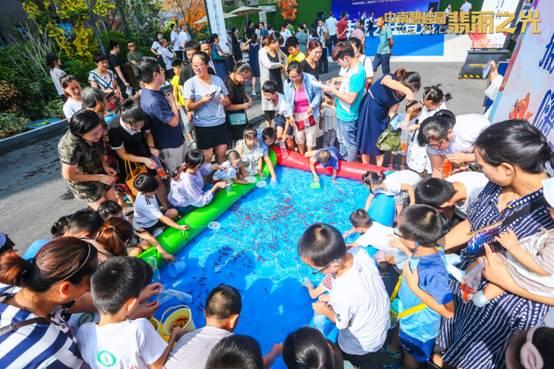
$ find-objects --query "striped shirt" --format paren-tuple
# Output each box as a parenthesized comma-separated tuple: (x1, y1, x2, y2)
(438, 182, 554, 369)
(0, 285, 86, 369)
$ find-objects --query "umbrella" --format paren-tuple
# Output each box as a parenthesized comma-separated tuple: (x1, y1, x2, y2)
(228, 6, 261, 16)
(194, 13, 237, 25)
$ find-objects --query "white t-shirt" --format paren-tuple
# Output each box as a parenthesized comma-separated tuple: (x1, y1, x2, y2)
(325, 17, 338, 36)
(280, 29, 292, 46)
(165, 326, 231, 369)
(76, 319, 167, 369)
(133, 193, 163, 229)
(446, 171, 488, 217)
(236, 139, 264, 176)
(460, 2, 472, 12)
(381, 170, 421, 196)
(63, 98, 82, 120)
(265, 92, 288, 116)
(355, 222, 395, 251)
(50, 67, 66, 96)
(330, 248, 390, 355)
(177, 31, 191, 50)
(485, 74, 503, 101)
(160, 47, 174, 70)
(427, 114, 489, 156)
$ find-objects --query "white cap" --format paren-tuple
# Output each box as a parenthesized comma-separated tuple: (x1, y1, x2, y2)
(542, 178, 554, 207)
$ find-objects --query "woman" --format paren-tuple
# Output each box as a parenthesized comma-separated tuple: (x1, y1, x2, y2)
(283, 327, 344, 369)
(259, 33, 287, 102)
(242, 34, 261, 96)
(210, 34, 229, 80)
(436, 120, 554, 369)
(61, 75, 83, 120)
(88, 52, 122, 108)
(230, 28, 242, 63)
(300, 39, 323, 80)
(348, 37, 373, 89)
(284, 62, 322, 154)
(405, 84, 451, 174)
(184, 51, 231, 163)
(245, 21, 256, 40)
(357, 68, 420, 166)
(58, 109, 118, 209)
(295, 25, 309, 54)
(0, 237, 98, 367)
(225, 63, 253, 143)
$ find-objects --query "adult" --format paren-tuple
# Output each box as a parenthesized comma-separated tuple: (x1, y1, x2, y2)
(126, 41, 144, 81)
(417, 110, 489, 177)
(229, 28, 242, 63)
(210, 34, 229, 80)
(284, 62, 322, 154)
(0, 237, 98, 368)
(367, 12, 376, 38)
(107, 41, 131, 96)
(296, 24, 309, 54)
(89, 52, 122, 104)
(243, 34, 260, 96)
(184, 51, 231, 163)
(258, 22, 269, 38)
(139, 57, 185, 173)
(315, 19, 329, 74)
(245, 21, 256, 40)
(321, 42, 366, 161)
(347, 37, 374, 89)
(178, 25, 192, 60)
(406, 84, 451, 174)
(225, 63, 254, 143)
(61, 75, 83, 120)
(58, 109, 118, 209)
(159, 38, 175, 78)
(436, 120, 554, 369)
(325, 11, 339, 47)
(151, 32, 165, 68)
(170, 24, 179, 51)
(351, 21, 366, 49)
(81, 87, 108, 121)
(108, 100, 169, 208)
(357, 68, 420, 166)
(460, 0, 472, 12)
(301, 39, 323, 80)
(259, 33, 286, 110)
(373, 17, 393, 75)
(283, 327, 344, 369)
(337, 12, 349, 42)
(280, 24, 292, 51)
(179, 41, 216, 85)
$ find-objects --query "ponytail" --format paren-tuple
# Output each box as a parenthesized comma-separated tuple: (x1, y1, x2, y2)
(362, 171, 386, 186)
(423, 84, 453, 104)
(394, 68, 421, 92)
(0, 249, 33, 287)
(96, 218, 134, 256)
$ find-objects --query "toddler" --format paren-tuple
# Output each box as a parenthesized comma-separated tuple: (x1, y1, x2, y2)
(258, 127, 278, 183)
(213, 150, 249, 185)
(305, 146, 341, 183)
(320, 93, 337, 147)
(235, 128, 264, 177)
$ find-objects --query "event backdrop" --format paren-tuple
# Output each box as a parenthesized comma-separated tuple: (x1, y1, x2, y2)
(331, 0, 434, 18)
(490, 0, 554, 146)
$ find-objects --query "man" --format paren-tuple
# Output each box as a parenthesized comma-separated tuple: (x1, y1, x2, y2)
(126, 41, 143, 84)
(316, 19, 329, 74)
(372, 17, 393, 75)
(138, 57, 185, 173)
(325, 11, 338, 48)
(280, 23, 292, 53)
(460, 0, 472, 12)
(337, 12, 349, 42)
(258, 22, 269, 38)
(107, 41, 131, 97)
(368, 12, 376, 38)
(285, 36, 305, 63)
(177, 25, 192, 60)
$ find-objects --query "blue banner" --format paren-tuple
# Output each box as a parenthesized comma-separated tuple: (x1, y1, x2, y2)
(332, 0, 435, 19)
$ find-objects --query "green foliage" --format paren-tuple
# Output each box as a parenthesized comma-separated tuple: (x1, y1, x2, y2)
(0, 113, 31, 138)
(43, 98, 65, 119)
(63, 57, 95, 83)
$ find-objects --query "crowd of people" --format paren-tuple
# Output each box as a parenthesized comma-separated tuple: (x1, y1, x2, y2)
(2, 7, 553, 369)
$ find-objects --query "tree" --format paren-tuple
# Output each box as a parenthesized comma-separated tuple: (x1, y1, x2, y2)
(163, 0, 207, 32)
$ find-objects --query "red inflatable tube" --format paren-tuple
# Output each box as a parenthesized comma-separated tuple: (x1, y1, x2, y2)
(272, 147, 385, 181)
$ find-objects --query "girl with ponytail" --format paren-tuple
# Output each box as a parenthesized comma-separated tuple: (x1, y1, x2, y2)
(95, 217, 135, 258)
(283, 327, 343, 369)
(0, 237, 98, 368)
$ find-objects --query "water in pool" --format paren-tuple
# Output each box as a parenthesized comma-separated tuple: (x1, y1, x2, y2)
(158, 166, 367, 364)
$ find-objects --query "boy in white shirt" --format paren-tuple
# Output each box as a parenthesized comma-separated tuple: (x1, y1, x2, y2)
(299, 223, 390, 368)
(77, 257, 187, 369)
(262, 80, 293, 147)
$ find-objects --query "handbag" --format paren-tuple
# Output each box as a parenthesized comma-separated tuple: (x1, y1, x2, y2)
(124, 160, 148, 196)
(295, 115, 316, 131)
(229, 112, 247, 126)
(376, 124, 401, 152)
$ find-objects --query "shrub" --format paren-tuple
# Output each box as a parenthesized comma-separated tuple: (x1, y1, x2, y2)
(0, 80, 20, 113)
(63, 57, 95, 84)
(43, 98, 65, 119)
(0, 113, 30, 138)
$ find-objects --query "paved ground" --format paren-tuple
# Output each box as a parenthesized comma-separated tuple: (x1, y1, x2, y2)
(0, 61, 486, 253)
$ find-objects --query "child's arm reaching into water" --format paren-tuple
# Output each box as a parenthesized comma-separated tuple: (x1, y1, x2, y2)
(364, 193, 375, 211)
(136, 231, 175, 262)
(495, 230, 551, 276)
(305, 151, 320, 183)
(400, 184, 416, 205)
(303, 279, 328, 299)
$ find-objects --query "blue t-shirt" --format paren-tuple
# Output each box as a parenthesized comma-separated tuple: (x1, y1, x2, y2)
(315, 146, 340, 169)
(397, 250, 453, 342)
(377, 25, 393, 55)
(23, 239, 49, 260)
(183, 75, 229, 128)
(336, 63, 366, 123)
(140, 88, 184, 150)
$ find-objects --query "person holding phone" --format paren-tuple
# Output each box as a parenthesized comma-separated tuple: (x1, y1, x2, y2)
(184, 51, 231, 163)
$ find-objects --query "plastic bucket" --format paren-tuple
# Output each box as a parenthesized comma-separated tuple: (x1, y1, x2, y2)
(161, 305, 196, 336)
(150, 317, 170, 341)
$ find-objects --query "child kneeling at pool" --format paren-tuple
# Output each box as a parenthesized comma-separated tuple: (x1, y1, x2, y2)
(305, 146, 340, 183)
(257, 127, 278, 183)
(362, 170, 421, 214)
(236, 128, 264, 177)
(169, 149, 226, 213)
(133, 174, 188, 260)
(213, 150, 249, 185)
(393, 205, 454, 369)
(299, 223, 390, 367)
(77, 257, 187, 369)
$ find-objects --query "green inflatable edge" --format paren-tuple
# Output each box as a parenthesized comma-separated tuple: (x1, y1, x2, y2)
(138, 149, 278, 267)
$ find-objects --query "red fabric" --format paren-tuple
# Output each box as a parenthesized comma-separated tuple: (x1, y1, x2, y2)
(337, 19, 348, 40)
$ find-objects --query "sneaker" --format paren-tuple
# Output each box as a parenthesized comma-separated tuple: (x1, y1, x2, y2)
(252, 91, 257, 96)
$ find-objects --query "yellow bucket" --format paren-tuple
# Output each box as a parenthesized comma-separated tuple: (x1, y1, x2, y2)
(150, 317, 170, 341)
(161, 305, 196, 337)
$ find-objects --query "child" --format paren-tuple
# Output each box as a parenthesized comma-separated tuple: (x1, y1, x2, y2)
(97, 200, 125, 221)
(392, 205, 454, 369)
(133, 173, 187, 260)
(77, 257, 186, 369)
(171, 59, 195, 146)
(320, 93, 336, 147)
(362, 170, 421, 213)
(258, 127, 278, 183)
(262, 80, 294, 149)
(169, 149, 226, 212)
(213, 150, 249, 185)
(299, 223, 390, 367)
(415, 172, 488, 220)
(236, 128, 264, 177)
(305, 146, 340, 183)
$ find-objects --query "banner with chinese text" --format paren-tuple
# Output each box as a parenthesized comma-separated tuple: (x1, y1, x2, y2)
(331, 0, 433, 19)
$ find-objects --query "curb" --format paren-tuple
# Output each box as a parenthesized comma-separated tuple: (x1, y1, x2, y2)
(0, 119, 68, 156)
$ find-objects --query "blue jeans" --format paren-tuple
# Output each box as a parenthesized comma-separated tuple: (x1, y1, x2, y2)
(372, 53, 391, 75)
(336, 118, 358, 161)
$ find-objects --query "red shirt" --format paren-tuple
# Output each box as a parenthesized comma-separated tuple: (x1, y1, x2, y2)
(337, 18, 348, 40)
